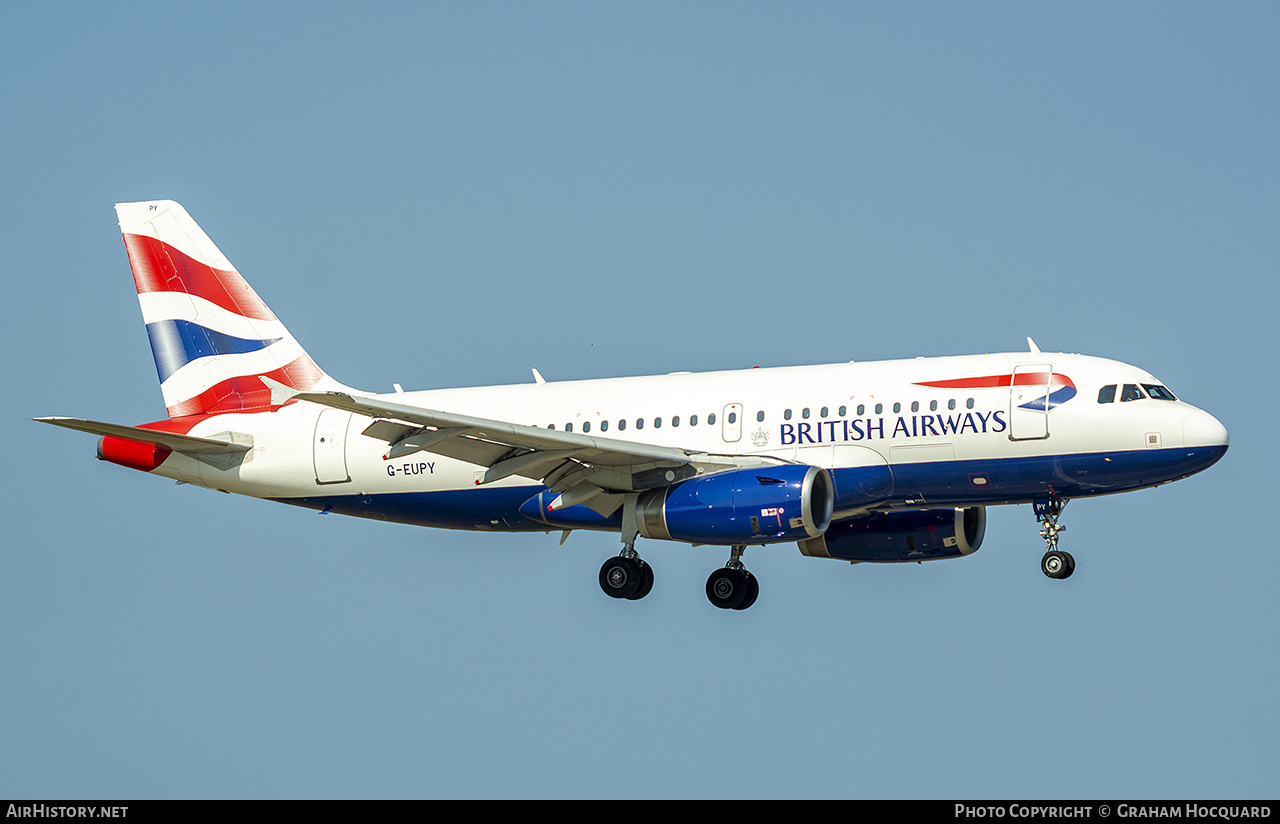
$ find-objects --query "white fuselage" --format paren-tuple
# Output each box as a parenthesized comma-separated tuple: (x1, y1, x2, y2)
(149, 350, 1227, 533)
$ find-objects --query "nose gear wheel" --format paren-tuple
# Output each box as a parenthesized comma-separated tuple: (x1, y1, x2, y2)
(1036, 497, 1075, 579)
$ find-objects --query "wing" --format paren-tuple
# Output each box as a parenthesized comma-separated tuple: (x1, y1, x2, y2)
(292, 391, 781, 515)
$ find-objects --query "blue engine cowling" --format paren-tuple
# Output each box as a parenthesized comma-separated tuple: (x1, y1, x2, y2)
(798, 507, 986, 562)
(636, 464, 834, 546)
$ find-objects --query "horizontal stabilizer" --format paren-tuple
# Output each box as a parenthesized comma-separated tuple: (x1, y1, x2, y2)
(33, 417, 252, 454)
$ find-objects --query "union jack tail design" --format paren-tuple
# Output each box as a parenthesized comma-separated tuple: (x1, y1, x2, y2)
(116, 200, 350, 418)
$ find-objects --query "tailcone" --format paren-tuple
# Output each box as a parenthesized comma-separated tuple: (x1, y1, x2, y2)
(97, 435, 173, 472)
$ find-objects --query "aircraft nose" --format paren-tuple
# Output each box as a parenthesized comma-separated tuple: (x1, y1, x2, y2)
(1183, 409, 1229, 449)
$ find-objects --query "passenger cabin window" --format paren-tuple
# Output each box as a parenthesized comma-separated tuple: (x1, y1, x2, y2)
(1120, 384, 1146, 402)
(671, 416, 680, 427)
(583, 421, 591, 433)
(690, 414, 698, 426)
(708, 413, 716, 425)
(600, 420, 608, 432)
(1098, 385, 1116, 404)
(784, 409, 792, 420)
(1144, 384, 1178, 401)
(756, 411, 765, 422)
(728, 411, 737, 424)
(618, 419, 626, 430)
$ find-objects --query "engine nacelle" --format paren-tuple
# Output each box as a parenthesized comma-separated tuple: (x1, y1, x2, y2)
(636, 464, 834, 546)
(798, 506, 986, 562)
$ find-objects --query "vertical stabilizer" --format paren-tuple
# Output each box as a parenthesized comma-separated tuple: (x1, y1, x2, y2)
(116, 200, 350, 418)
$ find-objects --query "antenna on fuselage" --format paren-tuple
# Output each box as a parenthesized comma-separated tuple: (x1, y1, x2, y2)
(1027, 337, 1041, 353)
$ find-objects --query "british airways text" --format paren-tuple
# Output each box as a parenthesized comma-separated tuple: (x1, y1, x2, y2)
(779, 411, 1007, 445)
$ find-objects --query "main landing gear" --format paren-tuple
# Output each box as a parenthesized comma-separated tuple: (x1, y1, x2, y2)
(599, 505, 655, 601)
(597, 537, 760, 609)
(598, 549, 654, 601)
(705, 545, 759, 610)
(1036, 496, 1075, 580)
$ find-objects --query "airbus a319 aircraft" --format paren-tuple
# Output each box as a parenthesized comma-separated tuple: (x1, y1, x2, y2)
(37, 200, 1229, 610)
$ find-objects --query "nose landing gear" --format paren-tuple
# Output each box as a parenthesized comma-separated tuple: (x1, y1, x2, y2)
(1036, 496, 1075, 579)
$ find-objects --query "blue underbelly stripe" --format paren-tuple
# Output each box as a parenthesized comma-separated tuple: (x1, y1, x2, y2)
(270, 446, 1228, 532)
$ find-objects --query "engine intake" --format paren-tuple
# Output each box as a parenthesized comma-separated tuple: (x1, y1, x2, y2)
(636, 464, 833, 546)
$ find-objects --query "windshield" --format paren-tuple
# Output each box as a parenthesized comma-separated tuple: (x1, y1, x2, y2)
(1143, 384, 1178, 401)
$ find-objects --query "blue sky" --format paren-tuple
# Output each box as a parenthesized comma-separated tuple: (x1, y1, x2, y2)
(2, 2, 1276, 799)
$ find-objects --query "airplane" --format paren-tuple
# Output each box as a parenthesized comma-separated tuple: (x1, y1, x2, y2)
(36, 200, 1229, 610)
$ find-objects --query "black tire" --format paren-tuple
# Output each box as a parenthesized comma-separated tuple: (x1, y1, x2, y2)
(626, 560, 654, 600)
(1041, 550, 1070, 579)
(733, 571, 759, 610)
(706, 568, 747, 610)
(599, 556, 641, 599)
(1060, 551, 1076, 579)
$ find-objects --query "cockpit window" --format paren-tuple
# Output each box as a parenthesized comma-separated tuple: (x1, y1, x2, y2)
(1120, 384, 1146, 402)
(1098, 385, 1116, 404)
(1143, 384, 1177, 401)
